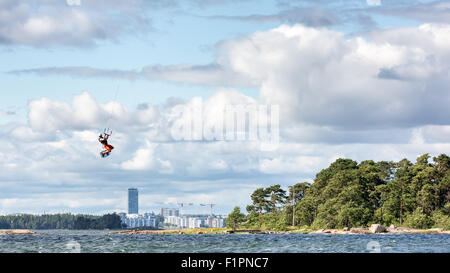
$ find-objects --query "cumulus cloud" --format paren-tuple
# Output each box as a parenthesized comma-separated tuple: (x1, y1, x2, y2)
(0, 90, 281, 213)
(27, 91, 160, 133)
(2, 92, 450, 214)
(0, 0, 153, 47)
(214, 24, 450, 129)
(16, 23, 450, 130)
(366, 0, 381, 6)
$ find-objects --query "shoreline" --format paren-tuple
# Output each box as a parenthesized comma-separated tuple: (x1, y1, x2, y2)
(109, 225, 450, 235)
(1, 226, 449, 235)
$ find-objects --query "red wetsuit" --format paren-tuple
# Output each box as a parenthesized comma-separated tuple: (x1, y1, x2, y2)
(99, 137, 114, 153)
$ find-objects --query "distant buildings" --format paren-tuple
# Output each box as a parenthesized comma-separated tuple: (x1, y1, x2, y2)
(128, 188, 138, 215)
(121, 212, 157, 228)
(121, 188, 226, 229)
(160, 208, 179, 217)
(163, 215, 226, 229)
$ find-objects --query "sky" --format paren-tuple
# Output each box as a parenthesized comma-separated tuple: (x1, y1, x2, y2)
(1, 0, 450, 215)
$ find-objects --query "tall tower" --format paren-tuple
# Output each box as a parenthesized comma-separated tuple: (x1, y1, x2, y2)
(128, 188, 139, 215)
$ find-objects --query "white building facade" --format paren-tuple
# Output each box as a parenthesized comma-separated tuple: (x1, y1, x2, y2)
(163, 215, 226, 229)
(121, 213, 157, 228)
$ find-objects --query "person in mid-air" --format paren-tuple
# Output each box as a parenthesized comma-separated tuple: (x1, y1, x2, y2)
(99, 132, 114, 157)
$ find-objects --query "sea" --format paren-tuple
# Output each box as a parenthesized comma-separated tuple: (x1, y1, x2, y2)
(0, 230, 449, 253)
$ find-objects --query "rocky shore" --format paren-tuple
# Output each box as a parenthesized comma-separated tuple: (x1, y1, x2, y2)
(307, 224, 450, 234)
(110, 224, 450, 235)
(0, 229, 36, 235)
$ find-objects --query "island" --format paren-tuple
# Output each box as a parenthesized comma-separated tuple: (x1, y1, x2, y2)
(114, 154, 450, 235)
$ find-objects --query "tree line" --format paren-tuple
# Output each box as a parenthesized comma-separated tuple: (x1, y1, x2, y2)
(227, 154, 450, 231)
(0, 213, 125, 230)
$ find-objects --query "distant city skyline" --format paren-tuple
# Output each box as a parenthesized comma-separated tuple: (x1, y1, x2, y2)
(120, 188, 226, 229)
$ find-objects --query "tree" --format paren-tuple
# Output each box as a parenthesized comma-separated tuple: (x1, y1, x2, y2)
(417, 184, 438, 215)
(236, 154, 450, 231)
(0, 213, 124, 230)
(226, 207, 246, 231)
(250, 188, 271, 215)
(374, 184, 390, 224)
(389, 158, 415, 225)
(266, 184, 287, 212)
(295, 197, 316, 226)
(404, 207, 433, 229)
(287, 182, 310, 226)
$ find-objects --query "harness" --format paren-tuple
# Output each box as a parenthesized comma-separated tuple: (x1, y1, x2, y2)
(99, 137, 108, 145)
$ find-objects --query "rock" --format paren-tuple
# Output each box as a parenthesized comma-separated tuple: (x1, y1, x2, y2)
(343, 227, 349, 231)
(428, 228, 443, 233)
(197, 231, 203, 234)
(369, 224, 386, 233)
(312, 229, 335, 234)
(387, 224, 397, 232)
(0, 229, 36, 235)
(350, 228, 371, 234)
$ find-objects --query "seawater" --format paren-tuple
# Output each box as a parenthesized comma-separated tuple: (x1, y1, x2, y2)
(0, 230, 449, 253)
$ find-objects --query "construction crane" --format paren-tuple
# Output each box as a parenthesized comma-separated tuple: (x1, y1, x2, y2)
(177, 202, 193, 216)
(200, 203, 216, 216)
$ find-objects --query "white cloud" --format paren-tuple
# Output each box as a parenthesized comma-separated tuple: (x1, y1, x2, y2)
(259, 155, 323, 174)
(0, 0, 152, 47)
(366, 0, 381, 7)
(121, 146, 154, 170)
(216, 24, 450, 129)
(27, 91, 159, 133)
(16, 23, 450, 130)
(410, 127, 425, 145)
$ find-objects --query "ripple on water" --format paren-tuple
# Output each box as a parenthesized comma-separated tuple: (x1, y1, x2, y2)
(1, 231, 449, 253)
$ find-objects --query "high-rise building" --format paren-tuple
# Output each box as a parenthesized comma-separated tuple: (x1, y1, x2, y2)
(128, 188, 138, 215)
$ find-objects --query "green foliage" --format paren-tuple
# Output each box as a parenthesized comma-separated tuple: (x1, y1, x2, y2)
(295, 197, 316, 226)
(288, 182, 310, 204)
(404, 208, 433, 229)
(229, 154, 450, 231)
(242, 210, 261, 229)
(0, 213, 124, 230)
(226, 207, 246, 230)
(444, 203, 450, 214)
(248, 185, 287, 215)
(432, 210, 450, 231)
(260, 212, 287, 231)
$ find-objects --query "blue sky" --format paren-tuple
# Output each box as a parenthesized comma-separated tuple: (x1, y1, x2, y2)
(1, 0, 450, 215)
